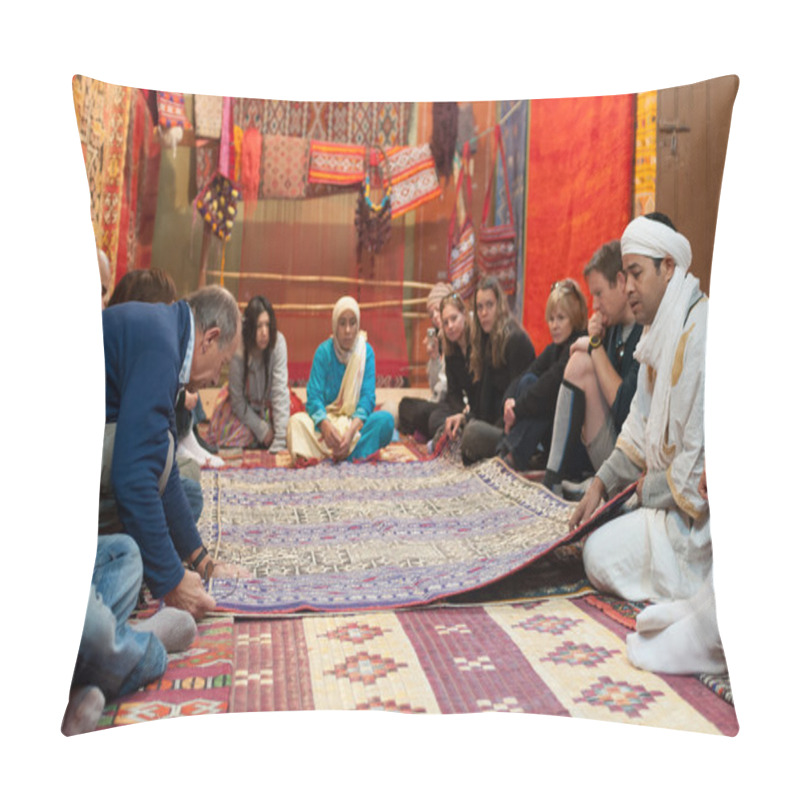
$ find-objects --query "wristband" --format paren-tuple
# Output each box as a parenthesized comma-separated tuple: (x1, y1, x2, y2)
(189, 545, 209, 572)
(189, 546, 214, 580)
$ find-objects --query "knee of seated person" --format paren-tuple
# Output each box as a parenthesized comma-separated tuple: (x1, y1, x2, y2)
(581, 530, 611, 590)
(80, 592, 118, 654)
(375, 410, 396, 442)
(563, 350, 593, 384)
(101, 534, 143, 574)
(460, 424, 480, 461)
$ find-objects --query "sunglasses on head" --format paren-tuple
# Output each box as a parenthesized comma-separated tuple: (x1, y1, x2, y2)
(551, 279, 580, 295)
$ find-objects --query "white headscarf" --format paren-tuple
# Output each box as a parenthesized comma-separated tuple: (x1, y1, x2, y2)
(331, 295, 361, 364)
(621, 215, 700, 471)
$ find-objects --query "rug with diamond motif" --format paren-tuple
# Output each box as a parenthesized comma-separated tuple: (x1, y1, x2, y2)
(200, 455, 600, 615)
(228, 598, 738, 735)
(94, 616, 234, 730)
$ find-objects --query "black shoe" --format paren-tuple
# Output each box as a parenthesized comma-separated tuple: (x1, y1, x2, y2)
(193, 425, 218, 454)
(527, 451, 549, 470)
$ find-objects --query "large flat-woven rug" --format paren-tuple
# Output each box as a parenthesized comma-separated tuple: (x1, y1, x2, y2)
(229, 597, 738, 735)
(200, 456, 584, 615)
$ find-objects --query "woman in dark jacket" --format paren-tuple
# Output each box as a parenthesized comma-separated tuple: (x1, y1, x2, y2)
(444, 276, 535, 464)
(499, 278, 589, 469)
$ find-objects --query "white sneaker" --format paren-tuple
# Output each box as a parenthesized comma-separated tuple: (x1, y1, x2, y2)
(561, 476, 593, 501)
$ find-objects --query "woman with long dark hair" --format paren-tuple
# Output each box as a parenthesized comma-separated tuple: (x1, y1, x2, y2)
(443, 275, 535, 464)
(207, 295, 290, 451)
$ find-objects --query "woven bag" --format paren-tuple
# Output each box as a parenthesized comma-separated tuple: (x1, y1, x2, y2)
(476, 125, 516, 295)
(447, 142, 476, 300)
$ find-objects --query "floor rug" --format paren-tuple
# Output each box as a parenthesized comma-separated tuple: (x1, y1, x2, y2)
(229, 598, 738, 735)
(200, 456, 591, 615)
(201, 436, 433, 470)
(95, 617, 234, 730)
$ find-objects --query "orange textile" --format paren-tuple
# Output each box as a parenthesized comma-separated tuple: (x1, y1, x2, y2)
(523, 94, 634, 352)
(308, 141, 366, 185)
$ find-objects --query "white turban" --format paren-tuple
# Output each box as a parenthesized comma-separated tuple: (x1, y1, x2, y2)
(621, 216, 692, 271)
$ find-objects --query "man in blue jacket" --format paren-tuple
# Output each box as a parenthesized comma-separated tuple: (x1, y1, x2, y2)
(543, 240, 642, 493)
(101, 284, 246, 619)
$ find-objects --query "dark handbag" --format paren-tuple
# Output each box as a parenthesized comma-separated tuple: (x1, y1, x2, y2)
(447, 142, 476, 300)
(476, 124, 517, 295)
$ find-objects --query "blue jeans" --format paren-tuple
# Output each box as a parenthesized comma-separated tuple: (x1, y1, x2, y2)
(180, 476, 204, 523)
(72, 535, 167, 699)
(500, 374, 552, 469)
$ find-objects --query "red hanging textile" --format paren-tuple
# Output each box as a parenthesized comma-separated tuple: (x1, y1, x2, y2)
(241, 128, 262, 205)
(523, 94, 634, 352)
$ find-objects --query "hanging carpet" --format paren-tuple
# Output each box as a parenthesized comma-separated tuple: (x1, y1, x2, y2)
(232, 99, 412, 147)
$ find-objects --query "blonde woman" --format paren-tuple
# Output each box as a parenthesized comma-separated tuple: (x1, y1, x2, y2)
(498, 278, 588, 470)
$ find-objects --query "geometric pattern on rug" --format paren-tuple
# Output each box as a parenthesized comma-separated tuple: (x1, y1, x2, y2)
(583, 592, 735, 706)
(228, 599, 739, 735)
(200, 457, 582, 614)
(208, 438, 434, 470)
(95, 617, 234, 730)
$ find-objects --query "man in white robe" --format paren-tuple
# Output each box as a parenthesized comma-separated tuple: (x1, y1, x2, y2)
(569, 212, 727, 675)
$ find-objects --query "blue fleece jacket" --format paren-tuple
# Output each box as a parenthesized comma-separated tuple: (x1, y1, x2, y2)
(102, 300, 202, 597)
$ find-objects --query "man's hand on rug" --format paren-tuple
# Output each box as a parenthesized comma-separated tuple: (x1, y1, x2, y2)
(164, 570, 216, 620)
(569, 477, 606, 530)
(211, 561, 252, 579)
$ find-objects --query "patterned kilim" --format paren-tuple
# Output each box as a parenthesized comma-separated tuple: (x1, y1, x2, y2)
(194, 94, 223, 139)
(72, 76, 132, 285)
(200, 456, 584, 614)
(259, 134, 310, 199)
(386, 143, 443, 218)
(229, 599, 738, 734)
(308, 140, 366, 185)
(95, 617, 234, 730)
(232, 99, 412, 147)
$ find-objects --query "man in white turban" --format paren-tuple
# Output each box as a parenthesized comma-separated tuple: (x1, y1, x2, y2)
(569, 212, 727, 676)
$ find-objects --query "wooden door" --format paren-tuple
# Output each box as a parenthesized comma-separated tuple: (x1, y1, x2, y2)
(655, 75, 739, 295)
